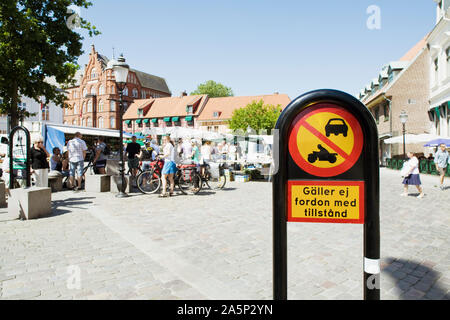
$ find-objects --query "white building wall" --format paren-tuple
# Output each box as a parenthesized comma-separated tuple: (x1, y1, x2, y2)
(0, 96, 63, 133)
(429, 8, 450, 138)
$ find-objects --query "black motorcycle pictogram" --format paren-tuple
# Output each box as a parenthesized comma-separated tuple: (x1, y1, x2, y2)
(307, 144, 338, 164)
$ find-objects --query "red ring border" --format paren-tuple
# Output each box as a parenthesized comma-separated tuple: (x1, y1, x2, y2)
(288, 104, 364, 177)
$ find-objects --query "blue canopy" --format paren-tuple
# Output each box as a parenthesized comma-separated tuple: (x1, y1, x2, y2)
(45, 126, 66, 153)
(424, 138, 450, 147)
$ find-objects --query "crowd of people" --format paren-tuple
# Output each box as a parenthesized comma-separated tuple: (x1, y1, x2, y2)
(0, 132, 245, 194)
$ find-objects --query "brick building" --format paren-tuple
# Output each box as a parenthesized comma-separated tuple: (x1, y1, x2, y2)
(359, 36, 431, 164)
(63, 45, 171, 129)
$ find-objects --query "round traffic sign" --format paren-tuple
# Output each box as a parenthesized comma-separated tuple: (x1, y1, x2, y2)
(288, 103, 364, 177)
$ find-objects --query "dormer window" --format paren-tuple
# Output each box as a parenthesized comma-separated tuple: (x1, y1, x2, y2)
(186, 105, 193, 113)
(213, 111, 221, 118)
(137, 109, 144, 117)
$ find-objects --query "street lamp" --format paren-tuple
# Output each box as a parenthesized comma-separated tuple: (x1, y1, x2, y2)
(399, 110, 408, 160)
(108, 54, 129, 198)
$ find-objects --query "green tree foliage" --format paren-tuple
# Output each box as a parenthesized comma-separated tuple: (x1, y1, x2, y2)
(229, 99, 282, 132)
(0, 0, 100, 127)
(190, 80, 233, 98)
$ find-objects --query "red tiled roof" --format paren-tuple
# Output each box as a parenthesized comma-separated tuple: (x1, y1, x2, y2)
(399, 34, 429, 61)
(123, 95, 208, 120)
(197, 94, 291, 121)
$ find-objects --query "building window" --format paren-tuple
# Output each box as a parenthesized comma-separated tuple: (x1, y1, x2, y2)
(374, 107, 379, 124)
(213, 111, 220, 118)
(42, 105, 50, 121)
(123, 102, 128, 111)
(81, 118, 85, 127)
(73, 119, 77, 125)
(110, 117, 116, 128)
(98, 100, 104, 112)
(90, 86, 97, 96)
(87, 117, 92, 127)
(132, 88, 138, 98)
(383, 104, 389, 122)
(83, 88, 87, 97)
(434, 58, 439, 85)
(82, 102, 86, 113)
(98, 117, 104, 128)
(99, 85, 105, 95)
(87, 100, 93, 112)
(141, 90, 146, 99)
(214, 126, 219, 132)
(91, 68, 97, 79)
(123, 87, 128, 96)
(110, 85, 115, 94)
(110, 100, 116, 112)
(73, 103, 78, 114)
(446, 47, 450, 77)
(137, 109, 143, 117)
(186, 106, 193, 114)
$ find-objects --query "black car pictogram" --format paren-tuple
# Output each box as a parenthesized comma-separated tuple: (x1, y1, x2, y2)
(325, 118, 348, 137)
(307, 144, 338, 164)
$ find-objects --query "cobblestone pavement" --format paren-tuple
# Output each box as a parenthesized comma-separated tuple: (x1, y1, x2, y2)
(0, 168, 449, 300)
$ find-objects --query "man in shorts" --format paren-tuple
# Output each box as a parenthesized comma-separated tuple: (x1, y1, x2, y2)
(126, 136, 141, 177)
(434, 143, 449, 190)
(67, 132, 87, 190)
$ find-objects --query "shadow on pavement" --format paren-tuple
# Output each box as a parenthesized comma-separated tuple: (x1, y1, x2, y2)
(50, 197, 96, 217)
(382, 257, 449, 300)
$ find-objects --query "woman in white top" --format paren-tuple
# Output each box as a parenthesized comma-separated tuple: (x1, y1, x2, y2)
(401, 152, 424, 198)
(200, 141, 212, 176)
(160, 135, 177, 197)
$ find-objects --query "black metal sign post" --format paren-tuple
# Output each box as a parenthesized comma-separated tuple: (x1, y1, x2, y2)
(9, 126, 32, 189)
(273, 89, 380, 300)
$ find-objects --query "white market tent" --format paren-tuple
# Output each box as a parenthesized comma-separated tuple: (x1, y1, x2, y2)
(383, 134, 441, 144)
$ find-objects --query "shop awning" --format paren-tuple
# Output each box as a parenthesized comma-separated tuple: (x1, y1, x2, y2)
(172, 116, 180, 122)
(164, 117, 171, 122)
(185, 116, 193, 122)
(151, 118, 158, 123)
(143, 119, 150, 124)
(135, 119, 142, 124)
(125, 120, 131, 124)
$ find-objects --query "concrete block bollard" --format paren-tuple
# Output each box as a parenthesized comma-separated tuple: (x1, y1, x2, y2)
(110, 175, 137, 194)
(0, 181, 6, 208)
(85, 174, 111, 193)
(8, 187, 52, 220)
(48, 171, 63, 192)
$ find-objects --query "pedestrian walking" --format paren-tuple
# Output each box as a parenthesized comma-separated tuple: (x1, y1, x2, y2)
(30, 135, 50, 187)
(401, 152, 425, 198)
(160, 135, 177, 197)
(67, 132, 87, 190)
(433, 143, 449, 190)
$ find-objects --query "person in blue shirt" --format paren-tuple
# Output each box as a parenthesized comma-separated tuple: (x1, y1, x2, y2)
(434, 143, 450, 190)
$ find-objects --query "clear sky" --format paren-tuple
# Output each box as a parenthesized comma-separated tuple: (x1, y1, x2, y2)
(75, 0, 436, 100)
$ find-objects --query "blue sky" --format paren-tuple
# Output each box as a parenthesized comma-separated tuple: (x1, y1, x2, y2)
(75, 0, 436, 99)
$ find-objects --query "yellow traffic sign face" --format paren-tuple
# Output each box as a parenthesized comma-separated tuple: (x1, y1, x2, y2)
(288, 180, 365, 224)
(288, 104, 364, 177)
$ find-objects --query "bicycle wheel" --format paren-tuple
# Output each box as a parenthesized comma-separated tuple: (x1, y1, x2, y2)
(177, 170, 202, 195)
(137, 170, 161, 194)
(206, 173, 226, 190)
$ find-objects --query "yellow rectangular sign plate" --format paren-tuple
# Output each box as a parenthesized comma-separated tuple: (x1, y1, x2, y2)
(287, 180, 364, 224)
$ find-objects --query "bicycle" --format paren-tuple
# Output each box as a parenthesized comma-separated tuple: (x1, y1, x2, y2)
(201, 162, 227, 190)
(136, 157, 164, 194)
(175, 163, 202, 195)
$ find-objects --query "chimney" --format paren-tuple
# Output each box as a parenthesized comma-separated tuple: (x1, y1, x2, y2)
(181, 91, 187, 97)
